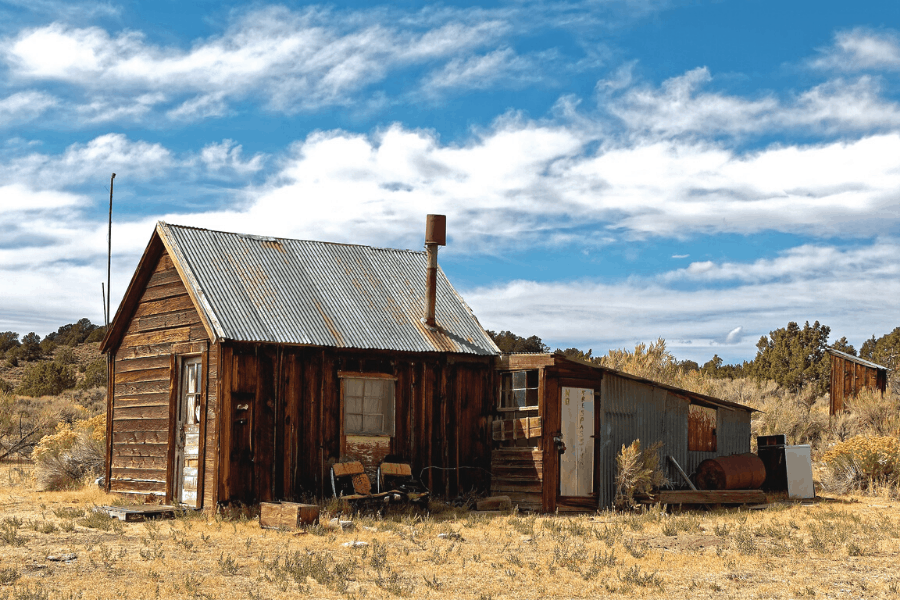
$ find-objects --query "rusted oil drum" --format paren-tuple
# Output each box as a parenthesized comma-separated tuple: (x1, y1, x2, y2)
(694, 453, 766, 490)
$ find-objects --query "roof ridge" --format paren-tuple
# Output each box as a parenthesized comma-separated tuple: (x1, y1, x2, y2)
(159, 221, 427, 254)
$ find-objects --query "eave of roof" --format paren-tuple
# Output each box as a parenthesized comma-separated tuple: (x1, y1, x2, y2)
(826, 348, 889, 371)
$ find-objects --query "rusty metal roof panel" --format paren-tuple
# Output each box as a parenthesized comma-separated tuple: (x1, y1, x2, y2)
(157, 222, 499, 355)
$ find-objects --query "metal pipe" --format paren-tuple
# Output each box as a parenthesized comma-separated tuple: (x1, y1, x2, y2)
(424, 243, 438, 327)
(423, 214, 446, 328)
(667, 455, 697, 491)
(107, 173, 115, 328)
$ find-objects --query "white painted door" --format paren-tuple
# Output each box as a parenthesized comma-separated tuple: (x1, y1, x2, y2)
(175, 358, 202, 507)
(559, 387, 594, 497)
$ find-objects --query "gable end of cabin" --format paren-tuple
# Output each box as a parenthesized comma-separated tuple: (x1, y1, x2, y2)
(106, 248, 218, 508)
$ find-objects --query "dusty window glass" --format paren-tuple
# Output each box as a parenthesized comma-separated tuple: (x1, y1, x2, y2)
(343, 377, 395, 436)
(182, 359, 202, 424)
(500, 370, 539, 410)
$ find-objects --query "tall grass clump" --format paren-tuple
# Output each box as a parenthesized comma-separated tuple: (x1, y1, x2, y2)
(821, 435, 900, 495)
(614, 440, 667, 509)
(33, 414, 105, 491)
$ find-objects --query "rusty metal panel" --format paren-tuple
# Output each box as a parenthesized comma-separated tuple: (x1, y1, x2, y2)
(158, 222, 499, 355)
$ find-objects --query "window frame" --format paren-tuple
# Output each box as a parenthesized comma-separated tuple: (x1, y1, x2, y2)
(498, 369, 540, 412)
(340, 374, 396, 437)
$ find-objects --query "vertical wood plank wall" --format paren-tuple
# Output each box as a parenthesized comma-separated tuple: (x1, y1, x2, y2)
(217, 345, 495, 504)
(830, 354, 887, 414)
(108, 250, 212, 498)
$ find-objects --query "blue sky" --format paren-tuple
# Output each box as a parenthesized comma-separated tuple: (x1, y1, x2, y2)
(2, 0, 899, 365)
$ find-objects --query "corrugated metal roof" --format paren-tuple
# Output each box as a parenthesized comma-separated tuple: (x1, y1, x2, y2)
(826, 348, 889, 371)
(503, 352, 757, 412)
(157, 222, 499, 355)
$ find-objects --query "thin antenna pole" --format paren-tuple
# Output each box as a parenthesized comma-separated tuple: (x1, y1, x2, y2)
(101, 283, 107, 327)
(107, 173, 115, 328)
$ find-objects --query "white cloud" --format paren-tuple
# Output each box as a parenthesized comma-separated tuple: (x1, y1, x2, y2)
(0, 133, 174, 187)
(811, 28, 900, 71)
(0, 7, 518, 119)
(0, 184, 81, 213)
(462, 242, 900, 363)
(200, 140, 266, 175)
(604, 67, 900, 137)
(668, 242, 900, 284)
(0, 90, 57, 124)
(422, 48, 537, 94)
(723, 326, 744, 345)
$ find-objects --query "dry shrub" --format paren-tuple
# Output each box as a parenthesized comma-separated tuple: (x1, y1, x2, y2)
(844, 389, 900, 437)
(33, 414, 105, 491)
(600, 339, 716, 396)
(821, 435, 900, 494)
(614, 440, 667, 509)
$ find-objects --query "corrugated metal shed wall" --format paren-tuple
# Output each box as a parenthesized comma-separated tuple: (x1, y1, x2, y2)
(685, 407, 751, 478)
(160, 223, 498, 356)
(597, 372, 750, 507)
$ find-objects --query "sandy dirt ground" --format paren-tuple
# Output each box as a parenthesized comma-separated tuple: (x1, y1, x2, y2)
(1, 463, 899, 600)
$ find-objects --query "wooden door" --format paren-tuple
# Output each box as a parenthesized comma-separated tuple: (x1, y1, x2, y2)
(175, 357, 202, 507)
(559, 387, 594, 497)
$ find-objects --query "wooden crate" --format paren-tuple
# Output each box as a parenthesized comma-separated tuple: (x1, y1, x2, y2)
(259, 502, 320, 529)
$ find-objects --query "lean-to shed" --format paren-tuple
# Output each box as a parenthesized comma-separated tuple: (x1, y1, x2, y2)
(827, 348, 888, 415)
(490, 353, 755, 512)
(100, 219, 499, 508)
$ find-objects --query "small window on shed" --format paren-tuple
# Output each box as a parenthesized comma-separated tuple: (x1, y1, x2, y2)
(688, 404, 717, 452)
(343, 378, 395, 436)
(499, 370, 539, 410)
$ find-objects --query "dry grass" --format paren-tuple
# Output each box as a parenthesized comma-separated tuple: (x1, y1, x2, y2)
(2, 464, 900, 599)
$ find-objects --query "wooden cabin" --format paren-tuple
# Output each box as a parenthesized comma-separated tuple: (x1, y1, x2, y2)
(490, 354, 755, 512)
(100, 218, 499, 509)
(828, 348, 888, 415)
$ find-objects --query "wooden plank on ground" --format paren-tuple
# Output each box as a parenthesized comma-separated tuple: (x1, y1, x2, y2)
(639, 490, 767, 505)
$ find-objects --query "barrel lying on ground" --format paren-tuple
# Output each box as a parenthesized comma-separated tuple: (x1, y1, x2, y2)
(694, 453, 766, 490)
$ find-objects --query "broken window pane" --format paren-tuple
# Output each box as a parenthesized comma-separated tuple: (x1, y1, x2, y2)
(500, 370, 539, 410)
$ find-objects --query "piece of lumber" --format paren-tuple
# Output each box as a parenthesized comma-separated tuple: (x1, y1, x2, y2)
(639, 489, 767, 505)
(259, 502, 320, 529)
(332, 461, 365, 477)
(380, 463, 412, 477)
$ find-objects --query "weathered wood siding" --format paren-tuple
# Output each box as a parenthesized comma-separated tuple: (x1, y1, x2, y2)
(108, 250, 213, 500)
(217, 344, 495, 504)
(830, 353, 888, 414)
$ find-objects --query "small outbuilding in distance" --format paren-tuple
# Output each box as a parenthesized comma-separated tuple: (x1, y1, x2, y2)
(827, 348, 889, 415)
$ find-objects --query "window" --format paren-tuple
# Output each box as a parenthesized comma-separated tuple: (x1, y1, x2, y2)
(688, 404, 717, 452)
(499, 370, 539, 410)
(343, 377, 395, 436)
(182, 358, 203, 425)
